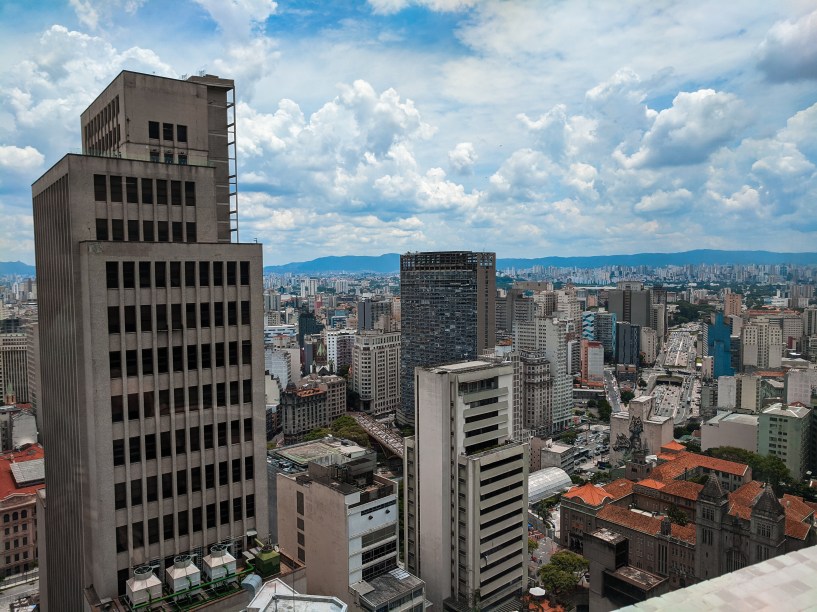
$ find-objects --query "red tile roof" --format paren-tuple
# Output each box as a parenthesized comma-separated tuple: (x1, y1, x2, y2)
(563, 482, 612, 506)
(781, 494, 814, 523)
(785, 518, 811, 540)
(670, 522, 696, 544)
(602, 479, 635, 501)
(727, 481, 764, 520)
(661, 441, 686, 452)
(661, 480, 704, 501)
(649, 451, 750, 483)
(0, 445, 44, 502)
(636, 479, 666, 490)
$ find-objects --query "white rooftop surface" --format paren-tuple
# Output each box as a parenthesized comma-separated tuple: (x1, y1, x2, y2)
(619, 544, 817, 611)
(247, 578, 347, 612)
(10, 459, 44, 487)
(762, 403, 811, 419)
(710, 411, 758, 426)
(528, 467, 572, 504)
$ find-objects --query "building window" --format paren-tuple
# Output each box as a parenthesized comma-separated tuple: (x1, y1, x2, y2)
(177, 125, 187, 142)
(126, 177, 139, 203)
(94, 174, 107, 201)
(178, 154, 187, 165)
(156, 180, 168, 204)
(185, 181, 196, 206)
(164, 152, 173, 164)
(163, 123, 174, 141)
(149, 121, 160, 139)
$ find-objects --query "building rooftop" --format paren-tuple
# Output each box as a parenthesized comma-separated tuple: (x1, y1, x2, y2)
(0, 445, 45, 501)
(563, 482, 613, 507)
(619, 544, 817, 611)
(274, 438, 368, 468)
(609, 565, 666, 590)
(349, 567, 424, 608)
(428, 360, 510, 374)
(590, 527, 626, 545)
(650, 451, 750, 482)
(528, 467, 572, 504)
(761, 403, 811, 419)
(247, 578, 347, 612)
(602, 479, 635, 501)
(597, 505, 696, 544)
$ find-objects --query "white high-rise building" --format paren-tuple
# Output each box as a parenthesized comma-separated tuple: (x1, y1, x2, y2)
(325, 329, 357, 373)
(405, 361, 528, 610)
(742, 319, 783, 370)
(514, 316, 572, 431)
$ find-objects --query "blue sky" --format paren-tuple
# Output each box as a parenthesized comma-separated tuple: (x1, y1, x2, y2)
(1, 0, 816, 265)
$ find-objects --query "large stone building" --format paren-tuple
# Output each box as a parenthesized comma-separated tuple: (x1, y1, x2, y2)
(32, 71, 268, 607)
(562, 445, 814, 603)
(0, 445, 44, 579)
(405, 361, 528, 610)
(351, 331, 401, 417)
(280, 373, 346, 444)
(399, 251, 496, 425)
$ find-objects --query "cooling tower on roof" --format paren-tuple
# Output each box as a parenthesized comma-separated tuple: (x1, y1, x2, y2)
(203, 543, 237, 581)
(126, 565, 162, 605)
(165, 554, 201, 594)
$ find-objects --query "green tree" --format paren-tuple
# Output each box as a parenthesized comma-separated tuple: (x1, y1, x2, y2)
(538, 564, 579, 600)
(586, 399, 598, 408)
(620, 390, 635, 403)
(305, 428, 332, 441)
(666, 503, 688, 526)
(528, 538, 539, 555)
(549, 550, 589, 582)
(560, 430, 579, 444)
(705, 446, 793, 491)
(597, 399, 612, 422)
(637, 378, 647, 389)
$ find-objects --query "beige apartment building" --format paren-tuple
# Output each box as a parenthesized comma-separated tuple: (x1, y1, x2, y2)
(405, 361, 529, 610)
(351, 331, 401, 417)
(32, 71, 268, 608)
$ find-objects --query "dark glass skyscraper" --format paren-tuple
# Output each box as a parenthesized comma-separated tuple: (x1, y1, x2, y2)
(399, 251, 496, 425)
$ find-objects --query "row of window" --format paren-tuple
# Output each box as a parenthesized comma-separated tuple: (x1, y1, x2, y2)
(4, 537, 29, 551)
(112, 418, 253, 466)
(115, 457, 254, 510)
(97, 219, 196, 243)
(108, 301, 250, 333)
(149, 121, 187, 143)
(109, 342, 251, 379)
(106, 261, 250, 290)
(94, 175, 195, 205)
(115, 495, 255, 553)
(111, 380, 252, 423)
(2, 511, 28, 523)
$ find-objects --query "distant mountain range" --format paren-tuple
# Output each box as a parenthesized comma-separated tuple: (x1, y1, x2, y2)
(263, 249, 817, 274)
(0, 261, 36, 277)
(5, 249, 817, 279)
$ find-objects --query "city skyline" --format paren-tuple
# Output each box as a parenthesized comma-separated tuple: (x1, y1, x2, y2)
(1, 1, 817, 265)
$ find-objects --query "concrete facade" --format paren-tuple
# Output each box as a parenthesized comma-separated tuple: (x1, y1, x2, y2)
(405, 361, 528, 610)
(758, 403, 812, 480)
(352, 331, 401, 417)
(32, 71, 268, 607)
(700, 411, 759, 453)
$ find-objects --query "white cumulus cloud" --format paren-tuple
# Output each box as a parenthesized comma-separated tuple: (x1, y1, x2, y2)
(757, 9, 817, 82)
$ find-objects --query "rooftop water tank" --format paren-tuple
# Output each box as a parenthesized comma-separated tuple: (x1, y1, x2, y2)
(126, 566, 162, 605)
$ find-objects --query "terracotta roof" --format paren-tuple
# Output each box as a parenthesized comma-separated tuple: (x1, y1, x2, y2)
(661, 441, 686, 452)
(563, 482, 612, 506)
(728, 481, 765, 520)
(0, 445, 44, 502)
(781, 494, 814, 523)
(656, 453, 677, 462)
(650, 451, 750, 483)
(597, 504, 663, 536)
(636, 479, 666, 490)
(670, 522, 696, 544)
(785, 518, 811, 540)
(602, 479, 635, 501)
(661, 480, 704, 501)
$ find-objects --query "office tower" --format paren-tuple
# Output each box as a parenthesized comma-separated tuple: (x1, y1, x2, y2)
(325, 329, 356, 372)
(615, 321, 641, 366)
(356, 298, 393, 332)
(351, 331, 401, 416)
(277, 445, 425, 611)
(640, 327, 658, 365)
(724, 291, 743, 318)
(581, 310, 596, 340)
(514, 316, 572, 431)
(567, 339, 581, 377)
(650, 303, 666, 344)
(803, 307, 817, 337)
(594, 311, 617, 361)
(32, 71, 268, 607)
(742, 319, 783, 370)
(758, 403, 811, 480)
(399, 251, 496, 425)
(581, 340, 604, 385)
(0, 332, 29, 403)
(608, 281, 652, 328)
(405, 361, 528, 610)
(264, 347, 293, 386)
(707, 313, 735, 378)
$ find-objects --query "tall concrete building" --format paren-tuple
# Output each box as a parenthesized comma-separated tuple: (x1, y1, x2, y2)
(758, 403, 811, 480)
(514, 316, 573, 431)
(615, 321, 641, 366)
(724, 291, 743, 318)
(399, 251, 496, 425)
(0, 333, 28, 403)
(742, 319, 783, 371)
(351, 331, 401, 417)
(32, 71, 268, 608)
(608, 281, 652, 329)
(405, 361, 528, 610)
